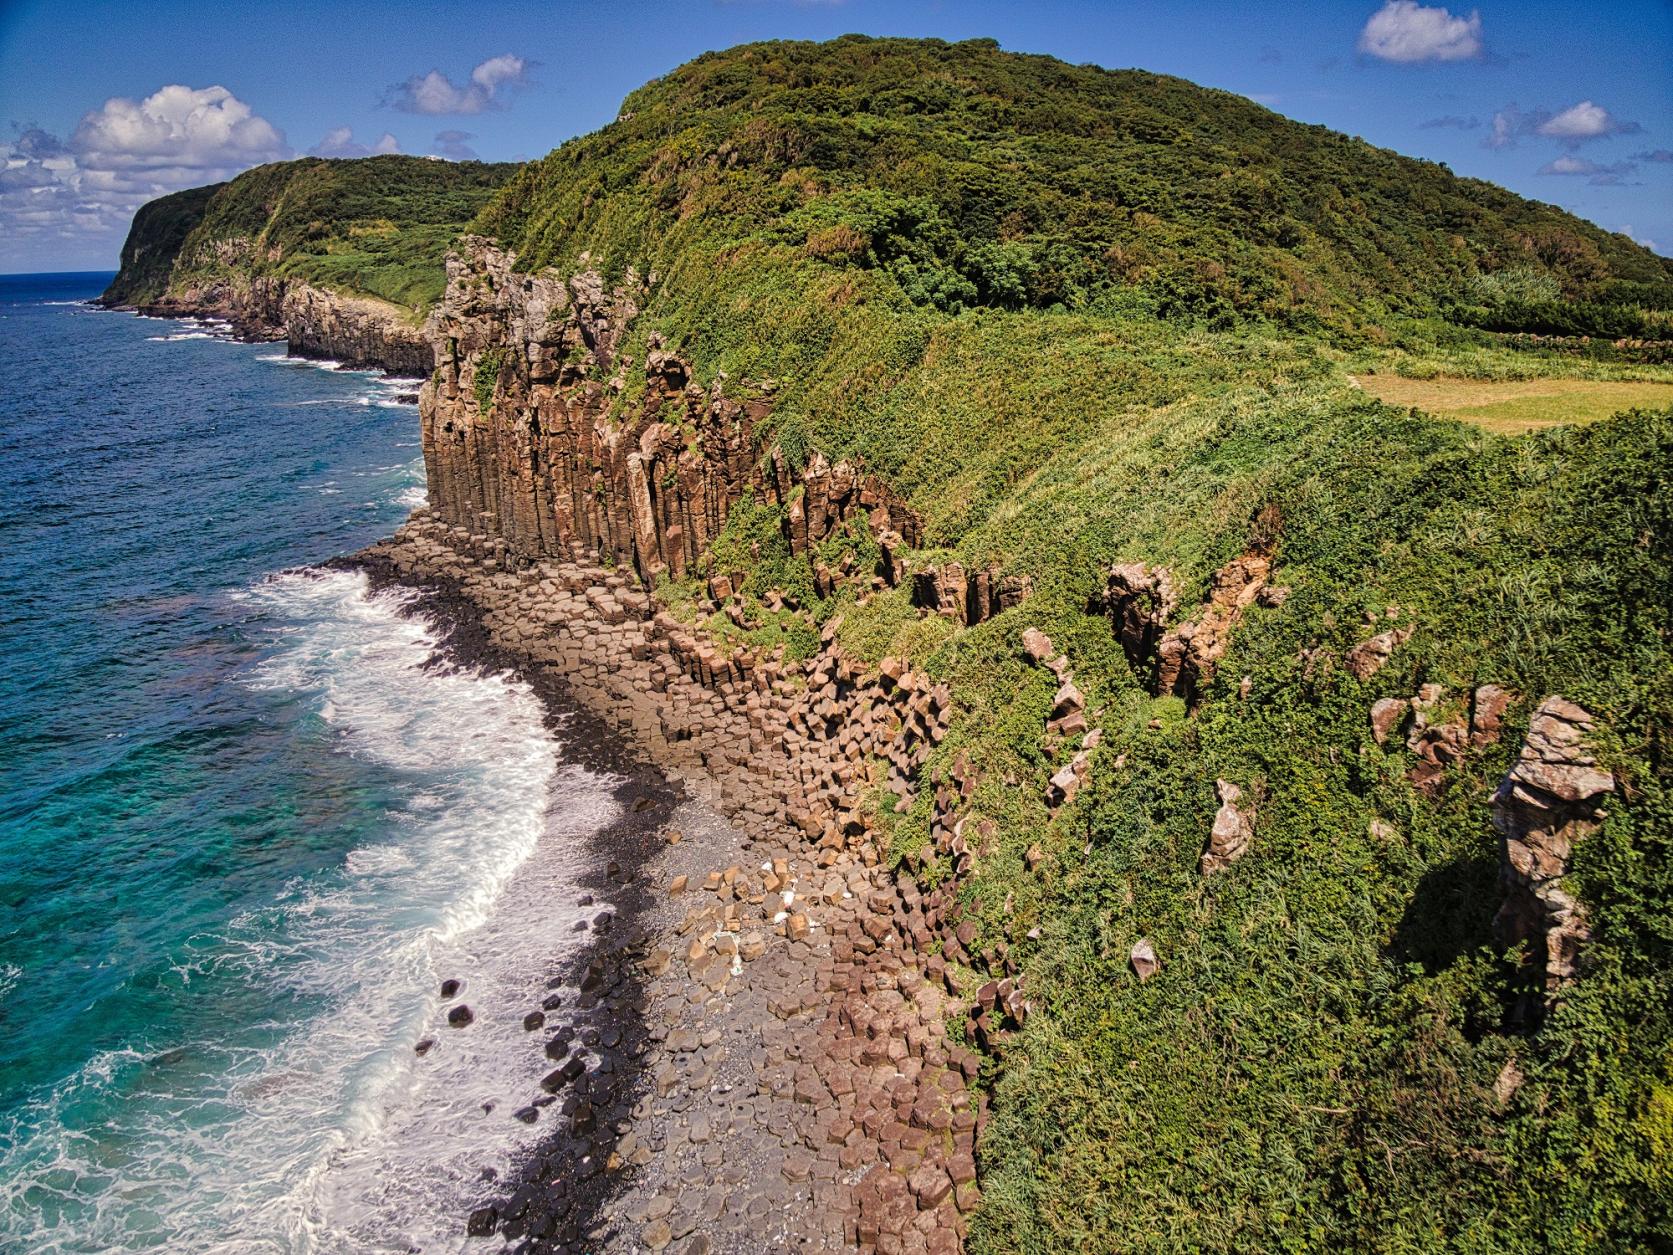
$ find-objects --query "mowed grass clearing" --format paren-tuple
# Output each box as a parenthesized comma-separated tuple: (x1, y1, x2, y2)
(1351, 372, 1673, 432)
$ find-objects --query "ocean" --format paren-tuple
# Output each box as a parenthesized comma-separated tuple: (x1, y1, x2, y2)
(0, 272, 616, 1252)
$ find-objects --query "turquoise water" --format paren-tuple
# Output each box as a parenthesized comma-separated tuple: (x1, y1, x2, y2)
(0, 274, 615, 1252)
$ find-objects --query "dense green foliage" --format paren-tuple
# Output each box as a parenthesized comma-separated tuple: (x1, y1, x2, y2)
(480, 35, 1669, 341)
(103, 182, 223, 306)
(466, 37, 1672, 1250)
(104, 155, 516, 311)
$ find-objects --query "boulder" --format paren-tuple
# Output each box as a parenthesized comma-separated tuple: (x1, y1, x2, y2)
(1369, 697, 1407, 745)
(1201, 779, 1256, 875)
(1021, 628, 1055, 665)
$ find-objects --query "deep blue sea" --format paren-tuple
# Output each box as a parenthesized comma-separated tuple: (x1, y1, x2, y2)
(0, 273, 616, 1252)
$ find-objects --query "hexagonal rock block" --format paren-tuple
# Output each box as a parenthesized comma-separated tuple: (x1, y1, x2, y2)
(907, 1162, 952, 1209)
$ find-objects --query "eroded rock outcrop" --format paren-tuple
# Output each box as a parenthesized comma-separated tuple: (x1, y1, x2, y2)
(1201, 778, 1257, 874)
(1103, 531, 1284, 707)
(1103, 563, 1178, 673)
(1153, 554, 1273, 704)
(910, 562, 1030, 626)
(1492, 697, 1614, 1008)
(126, 275, 432, 374)
(1369, 683, 1514, 797)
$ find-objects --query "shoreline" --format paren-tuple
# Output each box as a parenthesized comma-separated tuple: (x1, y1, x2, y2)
(346, 550, 679, 1249)
(96, 280, 432, 377)
(351, 513, 993, 1255)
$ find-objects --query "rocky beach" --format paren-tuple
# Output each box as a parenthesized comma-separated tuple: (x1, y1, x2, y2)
(355, 513, 990, 1254)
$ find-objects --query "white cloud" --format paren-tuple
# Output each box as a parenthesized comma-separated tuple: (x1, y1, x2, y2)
(384, 54, 533, 115)
(1537, 154, 1638, 185)
(72, 85, 287, 177)
(309, 126, 401, 158)
(1488, 100, 1641, 150)
(1, 86, 289, 270)
(1357, 1, 1483, 63)
(1539, 154, 1594, 175)
(1536, 100, 1637, 141)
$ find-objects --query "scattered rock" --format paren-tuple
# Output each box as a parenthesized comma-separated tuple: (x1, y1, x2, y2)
(1345, 626, 1412, 681)
(447, 1005, 474, 1028)
(1129, 938, 1160, 982)
(1022, 628, 1055, 665)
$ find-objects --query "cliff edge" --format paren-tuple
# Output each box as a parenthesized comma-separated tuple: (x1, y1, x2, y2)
(101, 154, 517, 373)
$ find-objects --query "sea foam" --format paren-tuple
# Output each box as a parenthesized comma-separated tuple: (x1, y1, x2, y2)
(0, 569, 617, 1253)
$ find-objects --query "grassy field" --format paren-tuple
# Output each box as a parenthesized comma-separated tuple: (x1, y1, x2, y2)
(1353, 373, 1673, 432)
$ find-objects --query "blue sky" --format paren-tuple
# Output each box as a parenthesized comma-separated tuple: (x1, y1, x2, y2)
(1, 0, 1668, 272)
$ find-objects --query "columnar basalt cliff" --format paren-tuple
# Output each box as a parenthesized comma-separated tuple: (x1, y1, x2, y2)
(421, 239, 920, 584)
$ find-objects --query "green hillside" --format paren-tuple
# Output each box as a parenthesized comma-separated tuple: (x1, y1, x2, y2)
(481, 35, 1669, 339)
(103, 154, 517, 312)
(467, 37, 1673, 1251)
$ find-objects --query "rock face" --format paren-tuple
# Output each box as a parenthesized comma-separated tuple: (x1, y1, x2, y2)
(1201, 779, 1256, 875)
(124, 276, 432, 374)
(420, 237, 919, 585)
(1103, 546, 1281, 706)
(1492, 697, 1614, 1009)
(1103, 564, 1178, 674)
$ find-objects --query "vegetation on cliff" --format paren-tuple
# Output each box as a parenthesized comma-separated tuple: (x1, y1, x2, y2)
(102, 155, 516, 312)
(447, 36, 1673, 1251)
(480, 35, 1669, 340)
